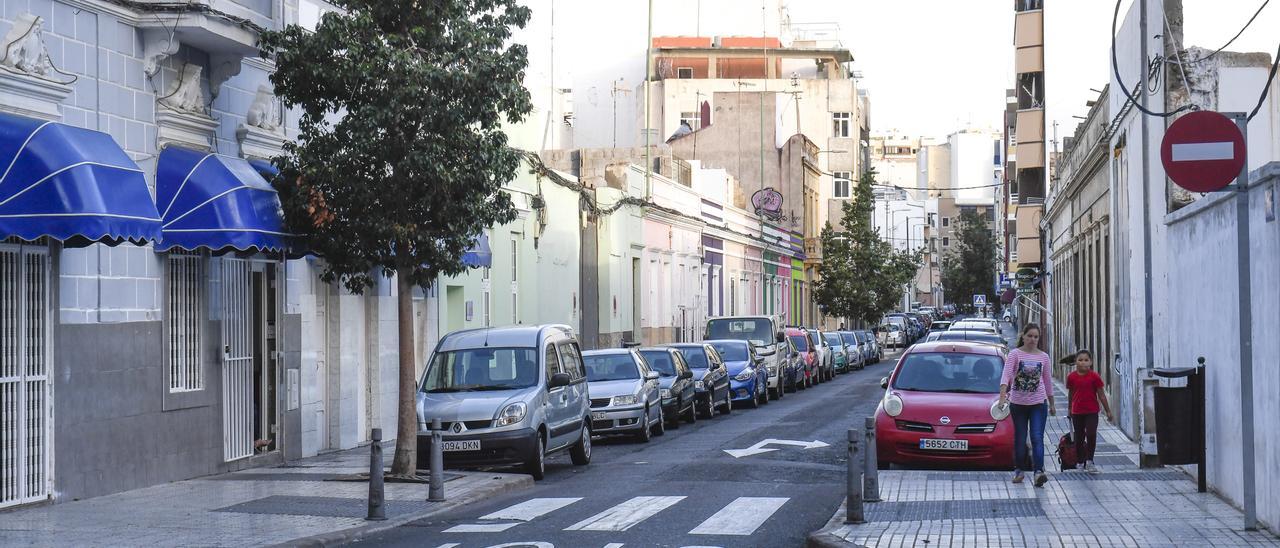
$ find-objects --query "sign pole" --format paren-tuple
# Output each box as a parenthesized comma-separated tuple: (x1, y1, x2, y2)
(1227, 112, 1257, 531)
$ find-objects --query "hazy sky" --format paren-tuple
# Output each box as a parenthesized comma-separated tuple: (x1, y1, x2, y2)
(784, 0, 1278, 144)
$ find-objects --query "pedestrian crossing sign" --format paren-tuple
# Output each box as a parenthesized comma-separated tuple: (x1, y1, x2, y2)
(973, 294, 987, 307)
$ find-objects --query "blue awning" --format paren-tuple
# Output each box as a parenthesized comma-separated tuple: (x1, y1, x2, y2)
(156, 146, 287, 253)
(462, 232, 492, 268)
(0, 112, 161, 244)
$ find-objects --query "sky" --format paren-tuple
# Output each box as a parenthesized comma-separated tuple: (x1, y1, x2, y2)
(555, 0, 1278, 150)
(786, 0, 1279, 144)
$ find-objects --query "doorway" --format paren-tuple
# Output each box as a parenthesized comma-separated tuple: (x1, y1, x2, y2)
(221, 258, 280, 461)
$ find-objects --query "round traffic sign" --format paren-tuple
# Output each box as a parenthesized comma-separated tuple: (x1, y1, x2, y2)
(1160, 111, 1246, 193)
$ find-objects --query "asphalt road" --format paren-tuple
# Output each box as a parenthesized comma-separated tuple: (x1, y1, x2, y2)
(352, 353, 900, 548)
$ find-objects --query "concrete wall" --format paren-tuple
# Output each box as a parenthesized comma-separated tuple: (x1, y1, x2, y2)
(1163, 164, 1280, 532)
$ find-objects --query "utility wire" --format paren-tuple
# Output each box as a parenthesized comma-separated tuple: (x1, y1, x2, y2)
(1111, 0, 1194, 118)
(1247, 40, 1280, 121)
(1188, 0, 1270, 63)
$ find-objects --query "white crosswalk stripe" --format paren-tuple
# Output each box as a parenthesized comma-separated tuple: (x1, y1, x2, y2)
(563, 496, 687, 532)
(444, 497, 583, 533)
(688, 496, 789, 536)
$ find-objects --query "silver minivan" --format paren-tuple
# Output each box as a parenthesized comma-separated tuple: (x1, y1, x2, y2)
(416, 324, 591, 480)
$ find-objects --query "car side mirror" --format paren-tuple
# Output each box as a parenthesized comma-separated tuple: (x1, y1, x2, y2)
(880, 377, 889, 389)
(681, 370, 694, 379)
(549, 372, 571, 389)
(644, 371, 660, 381)
(776, 331, 786, 343)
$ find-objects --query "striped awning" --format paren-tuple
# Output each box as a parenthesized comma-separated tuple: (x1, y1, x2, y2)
(156, 146, 287, 253)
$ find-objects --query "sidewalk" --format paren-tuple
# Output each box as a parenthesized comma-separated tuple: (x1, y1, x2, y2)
(0, 444, 530, 547)
(809, 385, 1280, 547)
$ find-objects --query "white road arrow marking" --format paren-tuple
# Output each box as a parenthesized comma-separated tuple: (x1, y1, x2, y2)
(1172, 142, 1234, 162)
(723, 438, 830, 458)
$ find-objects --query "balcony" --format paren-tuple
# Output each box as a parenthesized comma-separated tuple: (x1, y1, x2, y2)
(1014, 108, 1044, 142)
(1016, 141, 1044, 169)
(1014, 10, 1043, 48)
(1015, 46, 1044, 74)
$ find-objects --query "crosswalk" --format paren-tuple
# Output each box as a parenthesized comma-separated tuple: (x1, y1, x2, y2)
(443, 495, 792, 537)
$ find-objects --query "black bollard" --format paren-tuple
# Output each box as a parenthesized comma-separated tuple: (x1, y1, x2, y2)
(366, 428, 386, 521)
(845, 427, 864, 524)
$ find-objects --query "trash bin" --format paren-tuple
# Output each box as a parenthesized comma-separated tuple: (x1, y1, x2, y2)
(1152, 365, 1204, 468)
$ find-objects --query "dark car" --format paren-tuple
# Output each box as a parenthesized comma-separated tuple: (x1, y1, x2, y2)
(666, 343, 732, 418)
(636, 347, 698, 427)
(707, 339, 771, 408)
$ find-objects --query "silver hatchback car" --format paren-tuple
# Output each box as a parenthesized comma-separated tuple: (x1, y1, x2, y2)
(416, 324, 591, 480)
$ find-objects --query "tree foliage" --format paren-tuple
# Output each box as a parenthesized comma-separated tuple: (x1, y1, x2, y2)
(260, 0, 534, 474)
(814, 170, 922, 325)
(940, 208, 999, 312)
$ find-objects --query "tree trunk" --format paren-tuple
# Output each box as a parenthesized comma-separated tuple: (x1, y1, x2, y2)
(390, 271, 418, 475)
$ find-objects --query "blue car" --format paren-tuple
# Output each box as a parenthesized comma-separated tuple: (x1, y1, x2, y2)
(707, 339, 770, 408)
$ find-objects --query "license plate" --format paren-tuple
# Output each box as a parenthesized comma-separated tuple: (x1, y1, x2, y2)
(441, 440, 480, 452)
(592, 412, 608, 421)
(919, 438, 968, 451)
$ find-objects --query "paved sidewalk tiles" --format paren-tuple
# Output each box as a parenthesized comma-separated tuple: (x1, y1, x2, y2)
(808, 383, 1280, 547)
(0, 444, 531, 547)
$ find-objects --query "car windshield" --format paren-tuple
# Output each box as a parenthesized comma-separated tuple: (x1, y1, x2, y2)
(841, 333, 857, 345)
(677, 347, 709, 369)
(935, 332, 1007, 346)
(823, 334, 842, 347)
(788, 335, 809, 351)
(422, 347, 539, 392)
(807, 331, 821, 347)
(583, 353, 641, 382)
(891, 352, 1004, 393)
(638, 350, 678, 377)
(709, 342, 748, 362)
(707, 318, 774, 345)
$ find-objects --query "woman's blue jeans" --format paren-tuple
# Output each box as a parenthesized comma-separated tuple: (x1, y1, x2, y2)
(1011, 402, 1048, 473)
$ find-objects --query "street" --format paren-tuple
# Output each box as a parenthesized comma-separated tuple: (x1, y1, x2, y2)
(354, 355, 899, 548)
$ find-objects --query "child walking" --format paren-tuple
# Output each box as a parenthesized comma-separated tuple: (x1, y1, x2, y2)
(999, 323, 1056, 487)
(1066, 349, 1114, 473)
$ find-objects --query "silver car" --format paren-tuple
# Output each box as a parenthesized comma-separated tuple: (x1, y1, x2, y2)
(582, 349, 664, 442)
(416, 324, 591, 480)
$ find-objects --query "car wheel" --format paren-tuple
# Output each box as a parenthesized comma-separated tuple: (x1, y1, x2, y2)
(700, 396, 715, 419)
(668, 402, 681, 429)
(636, 408, 652, 443)
(524, 434, 546, 480)
(683, 398, 697, 424)
(570, 423, 591, 465)
(652, 405, 666, 436)
(748, 385, 761, 409)
(721, 388, 732, 415)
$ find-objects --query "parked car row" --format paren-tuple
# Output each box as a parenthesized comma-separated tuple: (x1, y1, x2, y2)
(412, 316, 885, 481)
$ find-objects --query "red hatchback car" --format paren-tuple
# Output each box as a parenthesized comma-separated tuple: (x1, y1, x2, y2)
(875, 341, 1014, 469)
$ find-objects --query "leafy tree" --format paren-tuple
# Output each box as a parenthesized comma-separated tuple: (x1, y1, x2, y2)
(940, 209, 999, 313)
(261, 0, 533, 475)
(814, 170, 922, 325)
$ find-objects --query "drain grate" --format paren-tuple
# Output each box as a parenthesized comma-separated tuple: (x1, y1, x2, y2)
(1055, 470, 1187, 481)
(214, 495, 434, 517)
(205, 472, 347, 482)
(1090, 455, 1136, 466)
(865, 498, 1044, 522)
(926, 472, 1013, 481)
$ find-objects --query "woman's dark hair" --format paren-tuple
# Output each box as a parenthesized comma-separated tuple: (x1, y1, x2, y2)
(1016, 323, 1041, 349)
(1075, 349, 1094, 362)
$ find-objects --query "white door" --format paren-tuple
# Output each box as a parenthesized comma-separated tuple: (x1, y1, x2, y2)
(221, 258, 254, 461)
(0, 243, 51, 508)
(314, 288, 329, 451)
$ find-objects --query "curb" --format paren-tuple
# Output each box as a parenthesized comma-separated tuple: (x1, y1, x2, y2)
(275, 473, 534, 547)
(805, 503, 869, 548)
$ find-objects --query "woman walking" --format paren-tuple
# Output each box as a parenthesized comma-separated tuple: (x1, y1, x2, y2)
(999, 323, 1056, 487)
(1066, 349, 1114, 473)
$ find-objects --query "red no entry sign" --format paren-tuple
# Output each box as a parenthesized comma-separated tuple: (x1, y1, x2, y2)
(1160, 111, 1246, 193)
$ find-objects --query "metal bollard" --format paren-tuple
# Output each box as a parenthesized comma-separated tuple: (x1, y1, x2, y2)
(845, 427, 865, 524)
(428, 418, 445, 502)
(863, 416, 881, 502)
(366, 428, 386, 521)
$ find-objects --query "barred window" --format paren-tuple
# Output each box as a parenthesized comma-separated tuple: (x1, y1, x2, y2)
(167, 253, 204, 392)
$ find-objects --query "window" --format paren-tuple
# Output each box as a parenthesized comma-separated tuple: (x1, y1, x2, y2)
(943, 237, 950, 247)
(422, 348, 539, 391)
(677, 67, 693, 79)
(942, 217, 950, 227)
(680, 111, 701, 131)
(559, 342, 585, 381)
(832, 112, 851, 138)
(298, 0, 332, 31)
(833, 171, 852, 198)
(167, 253, 203, 392)
(481, 267, 491, 326)
(544, 344, 561, 382)
(510, 234, 519, 323)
